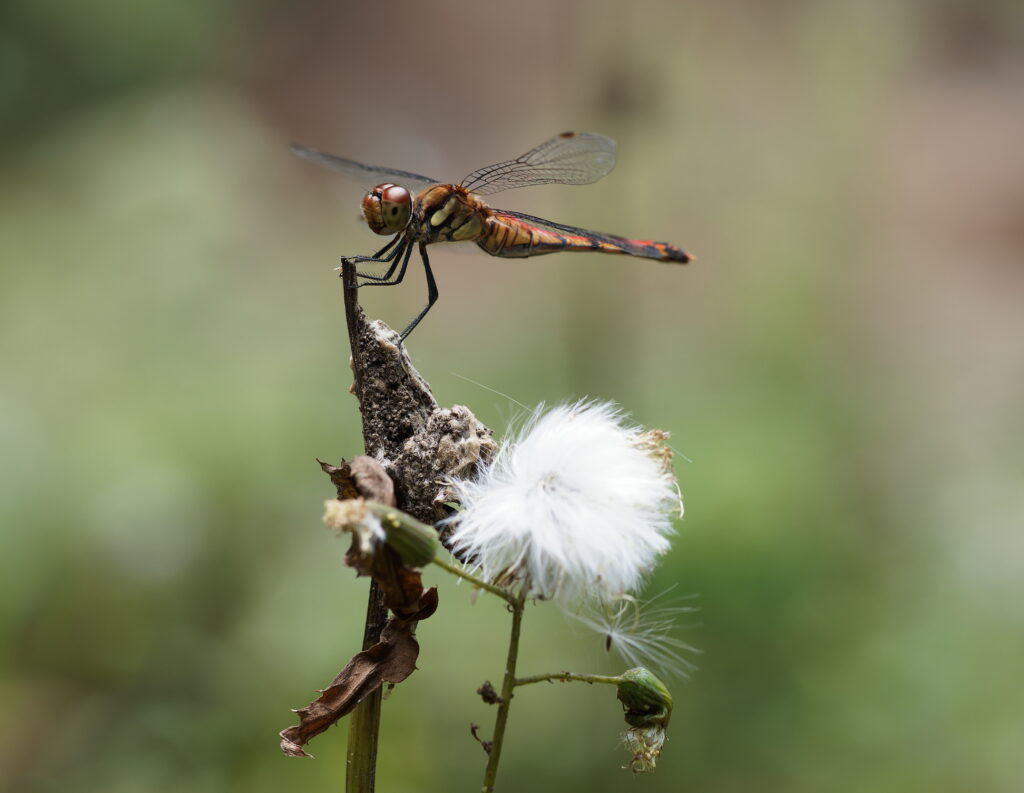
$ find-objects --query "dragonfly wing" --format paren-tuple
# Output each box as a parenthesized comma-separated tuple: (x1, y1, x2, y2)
(290, 144, 441, 192)
(459, 132, 616, 196)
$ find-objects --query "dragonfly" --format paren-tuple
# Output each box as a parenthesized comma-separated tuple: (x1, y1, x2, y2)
(291, 132, 692, 341)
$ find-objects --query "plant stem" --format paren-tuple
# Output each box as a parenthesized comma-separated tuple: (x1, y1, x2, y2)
(326, 260, 493, 786)
(345, 691, 380, 792)
(345, 580, 387, 793)
(341, 261, 388, 793)
(481, 589, 527, 793)
(514, 672, 624, 687)
(431, 557, 516, 606)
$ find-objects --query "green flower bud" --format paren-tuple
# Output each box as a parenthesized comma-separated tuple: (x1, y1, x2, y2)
(616, 667, 672, 774)
(365, 502, 441, 567)
(616, 667, 672, 728)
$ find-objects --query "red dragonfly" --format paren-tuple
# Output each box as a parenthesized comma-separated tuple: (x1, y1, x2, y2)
(292, 132, 692, 340)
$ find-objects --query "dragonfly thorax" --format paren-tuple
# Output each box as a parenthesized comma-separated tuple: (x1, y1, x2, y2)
(415, 185, 487, 243)
(362, 183, 412, 235)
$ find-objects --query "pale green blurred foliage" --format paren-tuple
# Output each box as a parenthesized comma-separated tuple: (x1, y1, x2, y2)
(2, 1, 1023, 791)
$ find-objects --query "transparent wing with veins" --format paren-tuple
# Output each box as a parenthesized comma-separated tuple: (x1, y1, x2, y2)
(289, 143, 440, 193)
(458, 132, 617, 196)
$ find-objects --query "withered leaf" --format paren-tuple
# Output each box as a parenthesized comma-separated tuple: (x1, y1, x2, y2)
(345, 536, 434, 620)
(320, 456, 395, 506)
(279, 601, 435, 759)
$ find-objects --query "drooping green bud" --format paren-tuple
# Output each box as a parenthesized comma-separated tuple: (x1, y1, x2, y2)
(616, 667, 672, 774)
(616, 667, 672, 728)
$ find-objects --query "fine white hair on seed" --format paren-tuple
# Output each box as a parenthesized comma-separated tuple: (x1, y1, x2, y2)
(566, 591, 701, 679)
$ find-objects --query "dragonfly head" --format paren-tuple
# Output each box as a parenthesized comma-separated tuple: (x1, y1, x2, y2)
(362, 183, 412, 235)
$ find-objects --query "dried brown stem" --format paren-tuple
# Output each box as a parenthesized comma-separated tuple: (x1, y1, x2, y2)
(342, 263, 388, 793)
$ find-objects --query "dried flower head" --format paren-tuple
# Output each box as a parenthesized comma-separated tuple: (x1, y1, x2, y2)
(622, 724, 667, 774)
(323, 498, 383, 554)
(446, 401, 681, 605)
(324, 499, 440, 567)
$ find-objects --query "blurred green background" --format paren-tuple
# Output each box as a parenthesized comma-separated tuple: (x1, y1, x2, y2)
(2, 1, 1023, 791)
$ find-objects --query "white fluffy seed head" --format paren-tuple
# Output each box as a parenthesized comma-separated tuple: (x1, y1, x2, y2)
(446, 401, 682, 606)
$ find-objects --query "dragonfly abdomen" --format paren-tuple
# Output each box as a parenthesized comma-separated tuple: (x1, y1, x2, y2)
(478, 212, 691, 263)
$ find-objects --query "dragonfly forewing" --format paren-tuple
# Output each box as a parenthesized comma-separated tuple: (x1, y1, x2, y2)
(290, 144, 440, 193)
(459, 132, 617, 195)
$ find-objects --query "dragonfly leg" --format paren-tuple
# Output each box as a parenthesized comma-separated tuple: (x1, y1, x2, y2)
(342, 233, 408, 280)
(343, 234, 401, 265)
(356, 240, 414, 289)
(343, 237, 406, 282)
(352, 239, 409, 283)
(398, 241, 438, 342)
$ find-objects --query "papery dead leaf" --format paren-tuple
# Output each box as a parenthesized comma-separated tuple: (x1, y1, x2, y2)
(344, 539, 434, 620)
(279, 588, 438, 758)
(319, 456, 395, 506)
(322, 458, 430, 616)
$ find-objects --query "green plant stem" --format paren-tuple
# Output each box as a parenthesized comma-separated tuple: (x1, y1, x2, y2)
(345, 686, 382, 793)
(432, 557, 516, 605)
(480, 589, 527, 793)
(514, 672, 624, 687)
(345, 578, 387, 793)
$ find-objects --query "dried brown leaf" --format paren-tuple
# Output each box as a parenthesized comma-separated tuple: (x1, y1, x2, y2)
(344, 537, 436, 620)
(319, 457, 433, 618)
(319, 456, 395, 506)
(279, 598, 435, 758)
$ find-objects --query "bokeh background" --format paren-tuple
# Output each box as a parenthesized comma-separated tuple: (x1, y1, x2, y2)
(2, 1, 1023, 791)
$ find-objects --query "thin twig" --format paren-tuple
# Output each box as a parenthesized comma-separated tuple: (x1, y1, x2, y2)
(514, 672, 624, 687)
(342, 261, 366, 403)
(481, 589, 527, 793)
(431, 557, 517, 606)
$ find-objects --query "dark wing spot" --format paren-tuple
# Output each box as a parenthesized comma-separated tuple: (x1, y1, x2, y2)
(559, 131, 576, 138)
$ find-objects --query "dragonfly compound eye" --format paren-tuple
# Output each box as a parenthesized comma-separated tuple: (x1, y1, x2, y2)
(362, 183, 411, 235)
